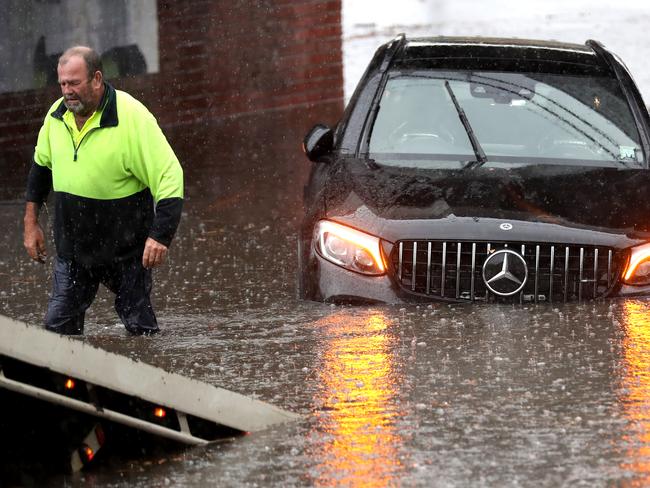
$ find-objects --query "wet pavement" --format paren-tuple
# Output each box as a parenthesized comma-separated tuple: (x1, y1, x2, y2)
(4, 142, 650, 487)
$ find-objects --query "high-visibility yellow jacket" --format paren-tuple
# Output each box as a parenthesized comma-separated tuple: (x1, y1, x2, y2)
(26, 83, 184, 266)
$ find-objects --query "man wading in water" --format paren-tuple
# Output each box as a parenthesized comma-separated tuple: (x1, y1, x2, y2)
(23, 46, 184, 335)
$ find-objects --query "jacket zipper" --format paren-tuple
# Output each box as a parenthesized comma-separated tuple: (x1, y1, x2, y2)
(65, 124, 100, 162)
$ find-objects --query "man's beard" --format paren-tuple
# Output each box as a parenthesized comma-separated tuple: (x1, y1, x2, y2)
(64, 98, 89, 115)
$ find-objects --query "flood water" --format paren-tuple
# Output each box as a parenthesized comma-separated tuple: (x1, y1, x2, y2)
(3, 105, 650, 488)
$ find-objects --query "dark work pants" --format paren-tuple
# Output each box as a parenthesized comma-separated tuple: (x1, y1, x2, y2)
(45, 256, 158, 335)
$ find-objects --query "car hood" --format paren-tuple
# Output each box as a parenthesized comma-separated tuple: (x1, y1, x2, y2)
(323, 158, 650, 246)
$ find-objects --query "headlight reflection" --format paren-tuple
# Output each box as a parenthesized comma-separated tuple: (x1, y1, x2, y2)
(619, 300, 650, 477)
(311, 311, 406, 487)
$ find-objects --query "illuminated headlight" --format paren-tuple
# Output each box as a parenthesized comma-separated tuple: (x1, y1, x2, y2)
(623, 242, 650, 285)
(314, 220, 386, 275)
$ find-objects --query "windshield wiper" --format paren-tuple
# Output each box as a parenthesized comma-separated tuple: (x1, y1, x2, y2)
(444, 80, 488, 170)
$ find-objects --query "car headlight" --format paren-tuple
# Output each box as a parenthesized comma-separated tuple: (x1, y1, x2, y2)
(623, 242, 650, 285)
(314, 220, 386, 275)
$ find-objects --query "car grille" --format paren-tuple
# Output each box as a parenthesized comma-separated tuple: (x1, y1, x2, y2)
(391, 240, 627, 303)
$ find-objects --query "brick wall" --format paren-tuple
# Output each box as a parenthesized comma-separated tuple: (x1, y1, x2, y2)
(0, 0, 343, 200)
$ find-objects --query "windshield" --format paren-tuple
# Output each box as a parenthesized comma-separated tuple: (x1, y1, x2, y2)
(367, 71, 644, 169)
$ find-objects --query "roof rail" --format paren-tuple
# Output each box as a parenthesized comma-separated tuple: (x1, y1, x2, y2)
(380, 33, 407, 72)
(585, 39, 614, 72)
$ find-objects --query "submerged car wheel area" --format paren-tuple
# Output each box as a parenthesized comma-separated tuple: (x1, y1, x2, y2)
(299, 35, 650, 304)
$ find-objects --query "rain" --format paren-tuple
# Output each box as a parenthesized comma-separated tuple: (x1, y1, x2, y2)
(2, 0, 650, 486)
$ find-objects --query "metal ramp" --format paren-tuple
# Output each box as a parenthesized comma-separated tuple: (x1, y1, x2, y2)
(0, 314, 299, 471)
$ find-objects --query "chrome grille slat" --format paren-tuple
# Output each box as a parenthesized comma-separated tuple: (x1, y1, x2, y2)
(426, 242, 432, 295)
(485, 243, 491, 300)
(549, 246, 555, 302)
(608, 250, 612, 288)
(579, 247, 584, 302)
(441, 242, 447, 297)
(534, 245, 540, 304)
(391, 240, 623, 303)
(593, 248, 599, 297)
(520, 245, 526, 304)
(411, 242, 418, 292)
(398, 242, 403, 282)
(470, 243, 476, 301)
(456, 243, 461, 299)
(564, 247, 569, 303)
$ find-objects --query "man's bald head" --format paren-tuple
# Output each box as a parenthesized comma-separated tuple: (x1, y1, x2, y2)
(59, 46, 103, 80)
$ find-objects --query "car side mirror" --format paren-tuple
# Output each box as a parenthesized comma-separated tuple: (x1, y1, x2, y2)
(303, 124, 333, 162)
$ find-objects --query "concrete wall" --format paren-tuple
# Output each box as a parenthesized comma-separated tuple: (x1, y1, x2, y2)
(0, 0, 344, 199)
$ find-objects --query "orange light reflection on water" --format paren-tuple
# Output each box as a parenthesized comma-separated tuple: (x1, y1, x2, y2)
(619, 300, 650, 482)
(312, 311, 405, 487)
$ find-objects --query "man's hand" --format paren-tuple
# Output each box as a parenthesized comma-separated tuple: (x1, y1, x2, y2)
(24, 222, 47, 263)
(24, 202, 47, 263)
(142, 237, 168, 269)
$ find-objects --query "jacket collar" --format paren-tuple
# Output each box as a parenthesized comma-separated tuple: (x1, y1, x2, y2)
(50, 82, 118, 127)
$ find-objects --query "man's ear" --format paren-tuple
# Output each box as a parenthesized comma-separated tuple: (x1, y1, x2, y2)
(92, 70, 103, 88)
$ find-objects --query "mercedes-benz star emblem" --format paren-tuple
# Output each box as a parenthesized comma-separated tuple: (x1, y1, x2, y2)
(500, 223, 513, 231)
(482, 249, 528, 296)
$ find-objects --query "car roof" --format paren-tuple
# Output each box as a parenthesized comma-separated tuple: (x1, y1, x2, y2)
(391, 36, 606, 74)
(405, 36, 592, 52)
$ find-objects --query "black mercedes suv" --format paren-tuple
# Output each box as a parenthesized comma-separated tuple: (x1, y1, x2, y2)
(299, 35, 650, 304)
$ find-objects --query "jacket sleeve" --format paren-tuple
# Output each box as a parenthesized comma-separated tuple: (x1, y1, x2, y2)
(25, 161, 53, 204)
(26, 114, 54, 203)
(128, 106, 184, 247)
(150, 197, 183, 247)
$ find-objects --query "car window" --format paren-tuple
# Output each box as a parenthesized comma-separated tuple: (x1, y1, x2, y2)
(367, 71, 644, 169)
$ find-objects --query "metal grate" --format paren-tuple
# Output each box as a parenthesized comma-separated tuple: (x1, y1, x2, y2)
(392, 240, 626, 303)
